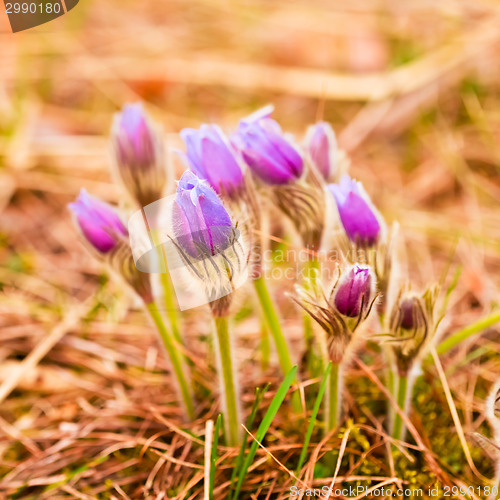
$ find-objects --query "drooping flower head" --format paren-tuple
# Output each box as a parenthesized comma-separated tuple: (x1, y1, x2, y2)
(69, 189, 127, 253)
(305, 121, 337, 180)
(232, 105, 304, 185)
(173, 171, 234, 260)
(333, 264, 374, 318)
(111, 103, 166, 207)
(180, 124, 244, 196)
(329, 175, 382, 247)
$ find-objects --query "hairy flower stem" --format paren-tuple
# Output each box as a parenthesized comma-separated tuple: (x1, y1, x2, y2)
(146, 302, 194, 420)
(392, 373, 408, 443)
(327, 362, 342, 432)
(159, 262, 182, 344)
(253, 276, 303, 413)
(214, 316, 241, 446)
(141, 208, 182, 345)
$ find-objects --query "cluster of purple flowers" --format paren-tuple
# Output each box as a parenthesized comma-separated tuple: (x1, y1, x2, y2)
(71, 102, 444, 442)
(70, 103, 387, 327)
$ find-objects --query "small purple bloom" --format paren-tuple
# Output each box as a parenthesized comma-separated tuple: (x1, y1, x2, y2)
(180, 124, 244, 195)
(232, 106, 304, 185)
(305, 121, 337, 180)
(173, 171, 233, 259)
(329, 176, 382, 247)
(69, 189, 127, 253)
(112, 103, 165, 206)
(114, 103, 157, 169)
(399, 297, 421, 330)
(334, 265, 373, 318)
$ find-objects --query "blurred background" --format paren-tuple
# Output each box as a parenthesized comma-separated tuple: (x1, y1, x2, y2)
(1, 0, 500, 496)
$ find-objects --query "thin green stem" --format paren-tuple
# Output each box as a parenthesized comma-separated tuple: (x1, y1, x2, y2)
(159, 264, 182, 345)
(383, 346, 397, 434)
(392, 373, 408, 443)
(214, 316, 241, 447)
(296, 362, 331, 475)
(303, 257, 320, 348)
(141, 208, 182, 345)
(253, 276, 303, 413)
(146, 302, 194, 420)
(327, 362, 342, 432)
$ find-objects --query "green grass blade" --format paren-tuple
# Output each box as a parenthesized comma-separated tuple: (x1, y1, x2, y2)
(233, 366, 297, 499)
(295, 362, 331, 475)
(435, 310, 500, 357)
(229, 384, 269, 500)
(209, 414, 222, 500)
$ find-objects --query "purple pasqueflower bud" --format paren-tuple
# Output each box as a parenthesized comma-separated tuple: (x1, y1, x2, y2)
(111, 103, 166, 207)
(232, 105, 304, 185)
(333, 264, 374, 318)
(399, 297, 423, 330)
(69, 189, 127, 253)
(173, 171, 234, 259)
(305, 121, 337, 180)
(328, 175, 382, 247)
(389, 292, 431, 375)
(180, 124, 244, 195)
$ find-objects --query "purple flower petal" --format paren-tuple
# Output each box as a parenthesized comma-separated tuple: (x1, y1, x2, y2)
(232, 108, 304, 185)
(328, 176, 381, 246)
(173, 172, 233, 259)
(334, 265, 373, 318)
(69, 189, 127, 253)
(115, 103, 156, 169)
(399, 297, 419, 330)
(112, 103, 165, 206)
(306, 122, 337, 179)
(180, 124, 244, 195)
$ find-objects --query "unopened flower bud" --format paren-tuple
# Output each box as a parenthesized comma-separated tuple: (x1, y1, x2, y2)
(328, 175, 382, 247)
(173, 171, 234, 260)
(69, 189, 153, 303)
(232, 105, 304, 185)
(180, 124, 244, 196)
(305, 121, 337, 180)
(291, 264, 376, 364)
(171, 172, 248, 315)
(399, 297, 424, 330)
(69, 189, 127, 253)
(333, 264, 374, 318)
(389, 292, 433, 375)
(111, 103, 166, 207)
